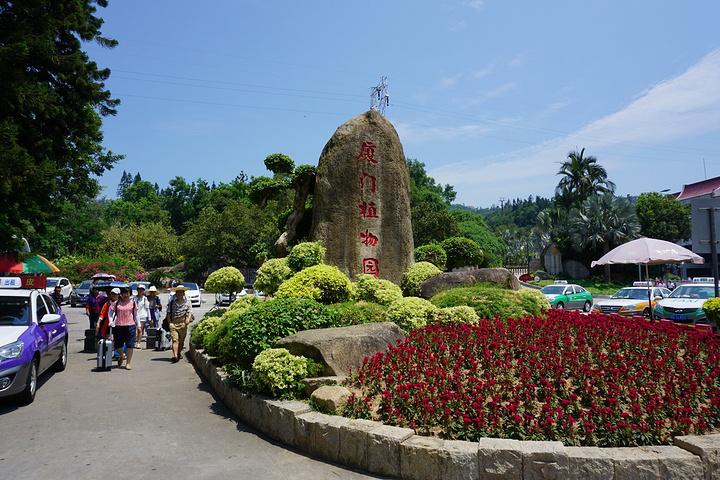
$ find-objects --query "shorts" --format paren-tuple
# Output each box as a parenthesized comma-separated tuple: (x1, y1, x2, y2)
(169, 322, 188, 349)
(113, 325, 137, 350)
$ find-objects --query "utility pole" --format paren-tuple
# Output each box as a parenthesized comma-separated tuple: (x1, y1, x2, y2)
(700, 207, 720, 298)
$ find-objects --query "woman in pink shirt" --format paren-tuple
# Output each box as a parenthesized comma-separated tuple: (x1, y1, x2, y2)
(109, 287, 139, 370)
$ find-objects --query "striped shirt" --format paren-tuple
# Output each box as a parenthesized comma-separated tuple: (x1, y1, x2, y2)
(168, 298, 192, 323)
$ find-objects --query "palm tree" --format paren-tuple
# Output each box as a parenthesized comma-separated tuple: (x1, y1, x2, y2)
(570, 194, 640, 280)
(556, 148, 616, 207)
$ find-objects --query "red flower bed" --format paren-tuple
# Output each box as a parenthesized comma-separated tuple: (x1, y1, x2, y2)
(345, 310, 720, 446)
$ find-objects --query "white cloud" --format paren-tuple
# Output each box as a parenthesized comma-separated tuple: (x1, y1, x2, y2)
(430, 48, 720, 205)
(471, 65, 494, 79)
(395, 122, 492, 142)
(508, 53, 526, 68)
(462, 0, 485, 11)
(439, 74, 463, 88)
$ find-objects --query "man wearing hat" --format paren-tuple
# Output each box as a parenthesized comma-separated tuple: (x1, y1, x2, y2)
(147, 286, 162, 328)
(165, 285, 194, 363)
(134, 284, 150, 349)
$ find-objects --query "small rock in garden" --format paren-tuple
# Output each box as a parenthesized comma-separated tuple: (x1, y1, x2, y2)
(302, 376, 347, 397)
(311, 385, 352, 414)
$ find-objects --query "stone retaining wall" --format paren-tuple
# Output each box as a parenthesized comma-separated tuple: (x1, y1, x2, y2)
(190, 348, 719, 480)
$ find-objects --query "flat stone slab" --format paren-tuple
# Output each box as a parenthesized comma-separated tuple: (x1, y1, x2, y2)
(311, 385, 351, 414)
(275, 321, 405, 376)
(478, 437, 522, 479)
(676, 434, 720, 480)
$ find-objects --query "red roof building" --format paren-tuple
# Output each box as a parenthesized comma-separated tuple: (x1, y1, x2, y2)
(676, 176, 720, 201)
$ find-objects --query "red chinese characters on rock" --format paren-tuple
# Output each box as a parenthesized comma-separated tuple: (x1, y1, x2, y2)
(362, 258, 380, 277)
(357, 141, 378, 164)
(360, 229, 379, 247)
(359, 172, 376, 194)
(358, 201, 379, 219)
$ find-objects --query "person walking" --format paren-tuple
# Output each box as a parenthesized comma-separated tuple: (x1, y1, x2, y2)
(134, 285, 150, 349)
(86, 285, 105, 330)
(109, 287, 139, 370)
(96, 288, 119, 340)
(165, 285, 194, 363)
(147, 286, 162, 328)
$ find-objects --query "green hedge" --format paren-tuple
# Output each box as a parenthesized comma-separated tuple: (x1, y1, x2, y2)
(430, 305, 479, 325)
(401, 262, 442, 296)
(329, 301, 388, 326)
(440, 237, 484, 270)
(414, 243, 447, 270)
(384, 297, 438, 331)
(352, 274, 403, 306)
(431, 283, 550, 321)
(703, 297, 720, 327)
(275, 264, 352, 304)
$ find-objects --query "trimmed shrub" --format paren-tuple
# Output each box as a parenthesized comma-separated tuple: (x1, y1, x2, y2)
(254, 257, 292, 295)
(517, 289, 551, 316)
(401, 261, 442, 296)
(190, 316, 223, 349)
(329, 301, 389, 326)
(287, 241, 326, 272)
(252, 348, 309, 399)
(414, 244, 447, 270)
(703, 297, 720, 328)
(353, 274, 403, 306)
(385, 297, 438, 331)
(275, 264, 352, 304)
(430, 306, 479, 325)
(431, 283, 548, 321)
(205, 266, 245, 294)
(227, 295, 261, 313)
(222, 298, 339, 368)
(203, 309, 242, 358)
(440, 237, 484, 270)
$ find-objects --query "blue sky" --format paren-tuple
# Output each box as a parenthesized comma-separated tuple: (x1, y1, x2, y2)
(87, 0, 720, 207)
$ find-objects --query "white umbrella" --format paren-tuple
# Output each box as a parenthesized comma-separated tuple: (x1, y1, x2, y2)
(591, 237, 704, 267)
(591, 237, 704, 318)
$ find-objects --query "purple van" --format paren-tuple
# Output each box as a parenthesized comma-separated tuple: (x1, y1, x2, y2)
(0, 280, 68, 404)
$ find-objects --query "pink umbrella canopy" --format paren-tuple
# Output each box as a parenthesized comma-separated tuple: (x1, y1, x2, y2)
(591, 237, 704, 267)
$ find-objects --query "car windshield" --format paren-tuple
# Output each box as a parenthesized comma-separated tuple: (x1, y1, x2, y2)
(669, 285, 715, 299)
(79, 280, 93, 289)
(541, 286, 565, 294)
(182, 282, 198, 290)
(46, 279, 59, 287)
(611, 289, 649, 300)
(0, 296, 31, 327)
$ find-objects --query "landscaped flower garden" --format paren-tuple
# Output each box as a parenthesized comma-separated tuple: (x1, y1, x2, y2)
(344, 310, 720, 447)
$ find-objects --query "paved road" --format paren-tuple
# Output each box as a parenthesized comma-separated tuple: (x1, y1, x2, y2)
(0, 295, 381, 480)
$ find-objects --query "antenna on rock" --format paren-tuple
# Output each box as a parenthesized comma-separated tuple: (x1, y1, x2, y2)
(370, 76, 390, 115)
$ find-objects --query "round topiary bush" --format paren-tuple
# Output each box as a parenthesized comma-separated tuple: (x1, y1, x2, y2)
(329, 301, 388, 326)
(440, 236, 484, 270)
(384, 296, 438, 331)
(414, 243, 447, 270)
(222, 298, 339, 368)
(287, 241, 326, 272)
(275, 264, 352, 304)
(205, 266, 245, 294)
(430, 306, 479, 325)
(431, 283, 547, 321)
(401, 262, 442, 296)
(517, 289, 551, 316)
(264, 153, 295, 175)
(353, 274, 403, 306)
(227, 295, 262, 313)
(254, 258, 292, 296)
(251, 348, 309, 399)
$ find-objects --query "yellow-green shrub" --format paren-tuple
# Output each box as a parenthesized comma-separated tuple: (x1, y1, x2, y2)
(251, 348, 309, 398)
(384, 297, 438, 331)
(430, 306, 479, 325)
(254, 257, 292, 295)
(401, 262, 442, 296)
(275, 264, 352, 304)
(353, 274, 403, 306)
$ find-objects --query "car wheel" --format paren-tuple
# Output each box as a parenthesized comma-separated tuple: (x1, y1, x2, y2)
(583, 301, 592, 313)
(642, 308, 651, 319)
(54, 339, 68, 372)
(18, 359, 38, 405)
(556, 302, 564, 310)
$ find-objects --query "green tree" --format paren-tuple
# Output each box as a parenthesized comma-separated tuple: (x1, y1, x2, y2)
(99, 222, 180, 269)
(160, 177, 210, 233)
(105, 180, 169, 226)
(33, 198, 108, 259)
(556, 149, 615, 207)
(636, 192, 690, 243)
(0, 0, 121, 251)
(407, 159, 460, 245)
(570, 195, 640, 280)
(450, 210, 506, 266)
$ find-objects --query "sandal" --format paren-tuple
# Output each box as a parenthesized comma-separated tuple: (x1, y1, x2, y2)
(171, 357, 179, 363)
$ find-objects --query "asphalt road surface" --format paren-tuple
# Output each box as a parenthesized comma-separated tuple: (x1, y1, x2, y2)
(0, 295, 381, 480)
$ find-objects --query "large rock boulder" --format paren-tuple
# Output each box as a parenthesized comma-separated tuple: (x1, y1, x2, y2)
(310, 110, 413, 285)
(419, 267, 521, 299)
(274, 322, 405, 376)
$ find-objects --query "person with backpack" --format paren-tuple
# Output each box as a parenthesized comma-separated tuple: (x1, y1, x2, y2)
(133, 285, 150, 349)
(165, 285, 194, 363)
(109, 287, 139, 369)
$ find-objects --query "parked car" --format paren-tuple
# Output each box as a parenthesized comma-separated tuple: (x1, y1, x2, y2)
(593, 286, 672, 317)
(181, 282, 203, 307)
(654, 283, 716, 325)
(70, 279, 93, 308)
(215, 289, 246, 306)
(0, 278, 68, 404)
(44, 277, 73, 304)
(540, 283, 594, 311)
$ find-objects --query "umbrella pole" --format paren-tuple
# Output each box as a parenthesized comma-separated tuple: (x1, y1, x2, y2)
(645, 264, 653, 320)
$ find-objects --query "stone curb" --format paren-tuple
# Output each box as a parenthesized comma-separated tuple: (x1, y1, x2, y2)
(189, 348, 711, 480)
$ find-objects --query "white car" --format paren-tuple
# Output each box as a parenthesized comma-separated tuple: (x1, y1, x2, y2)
(180, 282, 203, 307)
(44, 277, 72, 304)
(593, 286, 671, 317)
(654, 283, 716, 325)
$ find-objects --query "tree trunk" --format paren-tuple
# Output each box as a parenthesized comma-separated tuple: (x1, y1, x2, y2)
(274, 177, 314, 256)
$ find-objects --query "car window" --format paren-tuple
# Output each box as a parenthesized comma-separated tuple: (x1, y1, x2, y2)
(669, 285, 715, 299)
(46, 278, 59, 287)
(541, 286, 565, 294)
(0, 296, 32, 326)
(36, 295, 48, 320)
(60, 279, 69, 286)
(662, 288, 671, 297)
(42, 294, 58, 314)
(182, 282, 198, 290)
(576, 286, 586, 293)
(563, 287, 571, 295)
(79, 280, 93, 289)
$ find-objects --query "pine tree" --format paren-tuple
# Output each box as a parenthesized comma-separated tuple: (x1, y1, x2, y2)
(133, 172, 142, 184)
